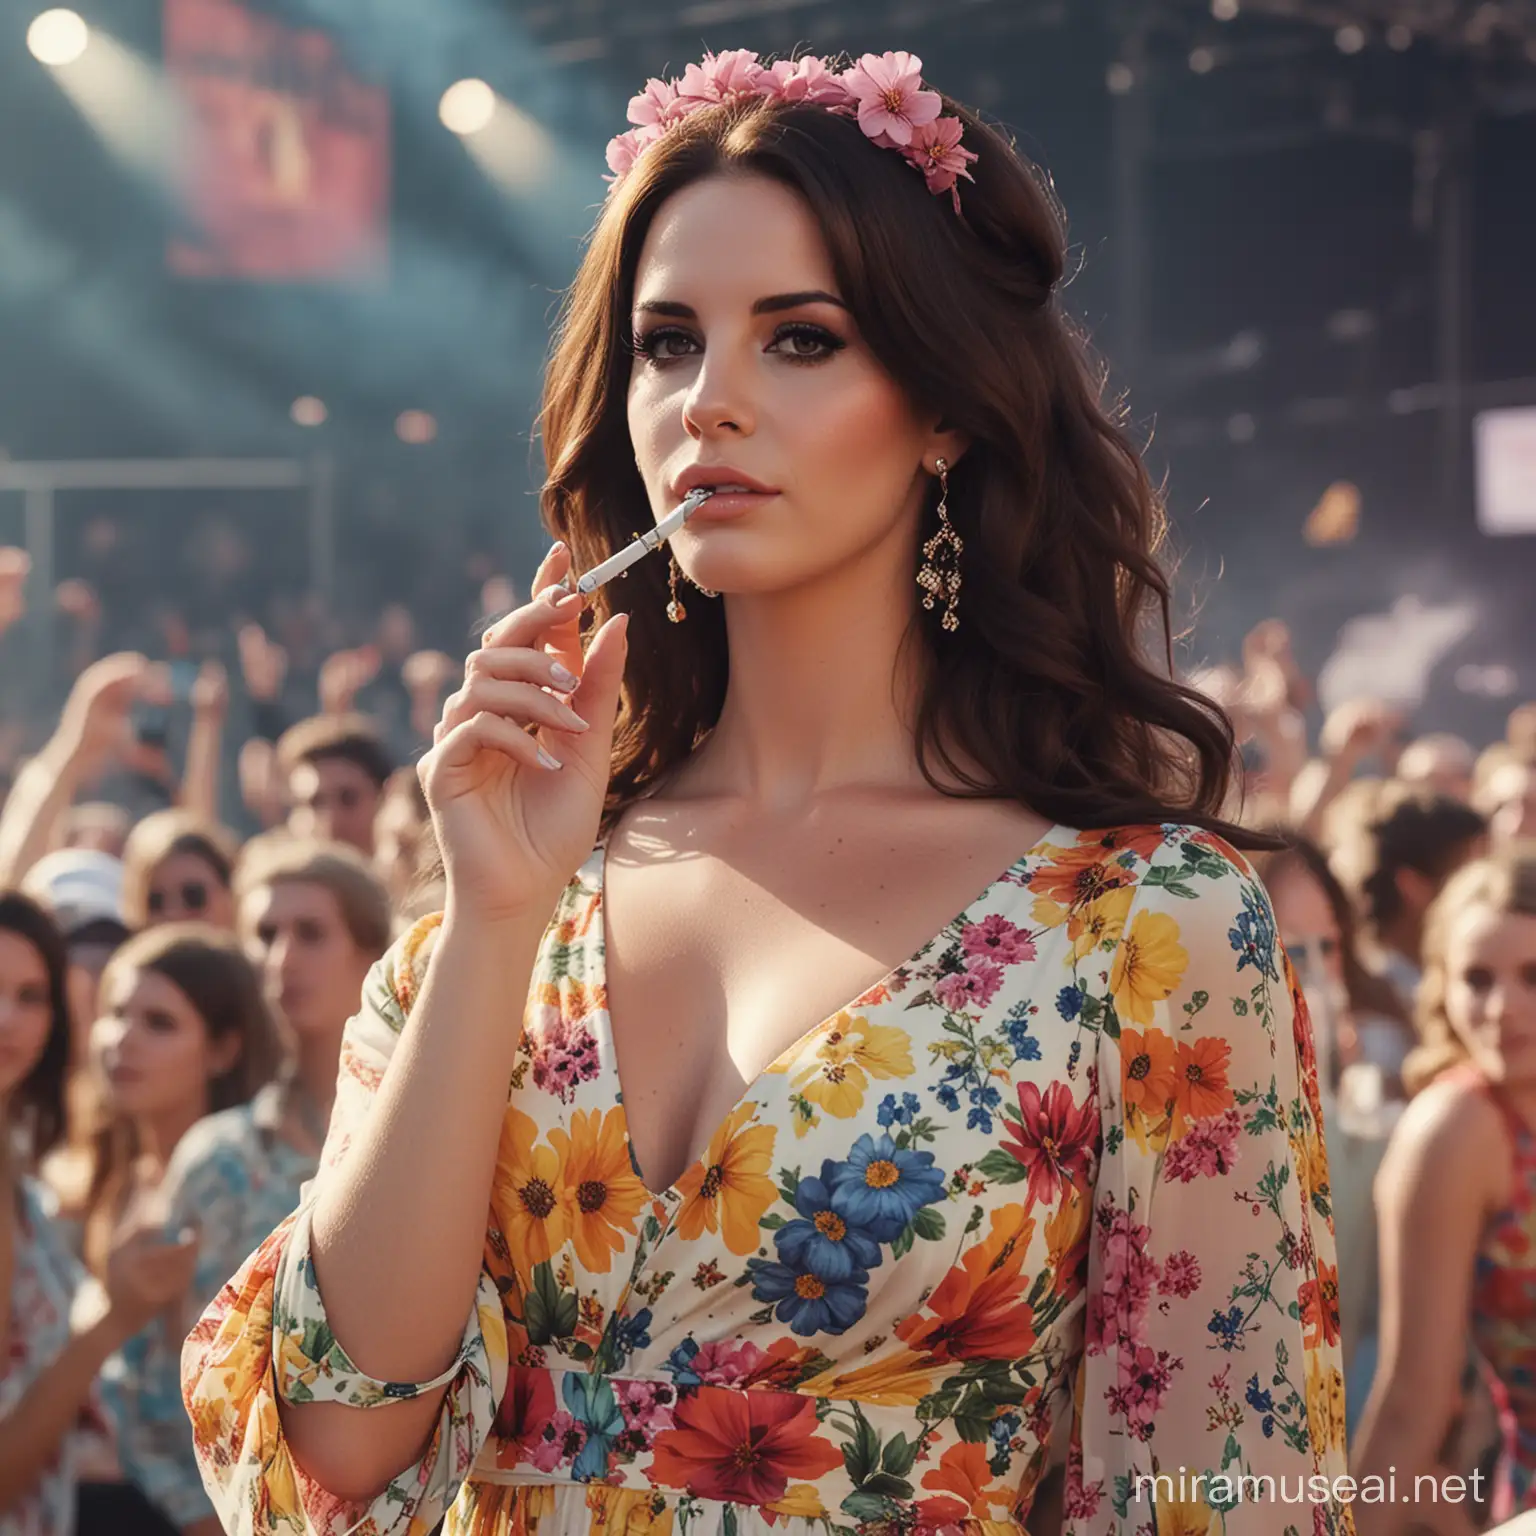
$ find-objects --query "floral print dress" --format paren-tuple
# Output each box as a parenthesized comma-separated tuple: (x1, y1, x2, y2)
(182, 822, 1354, 1536)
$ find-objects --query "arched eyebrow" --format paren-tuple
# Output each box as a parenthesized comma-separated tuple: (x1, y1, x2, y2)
(633, 290, 849, 318)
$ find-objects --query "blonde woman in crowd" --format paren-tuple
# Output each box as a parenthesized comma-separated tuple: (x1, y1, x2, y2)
(1354, 845, 1536, 1533)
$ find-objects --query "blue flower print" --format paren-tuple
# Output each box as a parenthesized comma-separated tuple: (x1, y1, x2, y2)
(747, 1255, 870, 1336)
(876, 1091, 923, 1128)
(562, 1371, 625, 1481)
(776, 1174, 883, 1280)
(825, 1133, 946, 1243)
(1229, 883, 1280, 982)
(665, 1338, 702, 1387)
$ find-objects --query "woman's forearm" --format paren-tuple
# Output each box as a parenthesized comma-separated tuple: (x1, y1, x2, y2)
(0, 740, 83, 886)
(1352, 1395, 1466, 1536)
(306, 911, 551, 1381)
(0, 1313, 125, 1512)
(179, 710, 222, 822)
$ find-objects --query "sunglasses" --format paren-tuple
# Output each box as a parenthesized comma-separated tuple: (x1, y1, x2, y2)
(148, 881, 211, 916)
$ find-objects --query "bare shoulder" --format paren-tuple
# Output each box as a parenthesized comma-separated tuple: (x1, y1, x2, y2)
(1378, 1071, 1508, 1213)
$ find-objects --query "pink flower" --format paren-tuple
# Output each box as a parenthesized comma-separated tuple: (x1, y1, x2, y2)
(627, 76, 682, 130)
(687, 1338, 772, 1386)
(761, 56, 849, 106)
(961, 912, 1036, 965)
(1086, 1205, 1157, 1351)
(1159, 1250, 1202, 1298)
(933, 956, 1005, 1011)
(674, 48, 766, 107)
(1162, 1108, 1242, 1183)
(839, 50, 942, 147)
(605, 127, 655, 179)
(905, 116, 979, 210)
(1105, 1344, 1181, 1442)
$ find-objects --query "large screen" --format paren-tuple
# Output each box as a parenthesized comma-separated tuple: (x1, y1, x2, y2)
(165, 0, 389, 281)
(1475, 406, 1536, 537)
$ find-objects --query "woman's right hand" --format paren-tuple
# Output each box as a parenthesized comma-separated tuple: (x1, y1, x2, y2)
(103, 1225, 199, 1339)
(419, 541, 629, 925)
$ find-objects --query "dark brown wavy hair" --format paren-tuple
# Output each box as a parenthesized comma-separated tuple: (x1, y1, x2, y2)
(0, 891, 73, 1164)
(539, 78, 1257, 844)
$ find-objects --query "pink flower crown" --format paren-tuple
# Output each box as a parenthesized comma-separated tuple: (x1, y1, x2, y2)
(605, 48, 978, 215)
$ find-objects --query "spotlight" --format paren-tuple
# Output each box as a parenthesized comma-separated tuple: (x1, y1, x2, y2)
(290, 396, 327, 427)
(27, 8, 88, 66)
(1105, 61, 1134, 95)
(396, 410, 438, 445)
(439, 79, 496, 136)
(1335, 24, 1366, 54)
(1189, 46, 1216, 74)
(1211, 0, 1239, 19)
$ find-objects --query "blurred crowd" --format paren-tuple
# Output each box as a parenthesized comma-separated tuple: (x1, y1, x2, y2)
(1, 538, 1535, 1534)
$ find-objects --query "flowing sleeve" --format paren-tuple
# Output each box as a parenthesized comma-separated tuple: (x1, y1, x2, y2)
(1063, 830, 1355, 1536)
(180, 914, 510, 1536)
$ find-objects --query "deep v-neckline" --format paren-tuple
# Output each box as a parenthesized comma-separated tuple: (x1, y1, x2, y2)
(589, 817, 1073, 1203)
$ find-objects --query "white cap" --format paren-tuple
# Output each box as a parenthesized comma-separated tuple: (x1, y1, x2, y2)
(21, 849, 127, 938)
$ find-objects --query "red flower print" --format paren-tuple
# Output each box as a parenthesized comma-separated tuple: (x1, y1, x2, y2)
(1001, 1080, 1096, 1206)
(961, 912, 1037, 966)
(1298, 1258, 1341, 1349)
(494, 1366, 557, 1453)
(1078, 825, 1172, 862)
(1086, 1205, 1157, 1353)
(1163, 1109, 1242, 1182)
(648, 1386, 842, 1504)
(1106, 1342, 1181, 1442)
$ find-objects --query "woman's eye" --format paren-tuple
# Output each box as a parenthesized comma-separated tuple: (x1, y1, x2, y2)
(767, 323, 844, 363)
(1464, 967, 1495, 992)
(630, 327, 697, 363)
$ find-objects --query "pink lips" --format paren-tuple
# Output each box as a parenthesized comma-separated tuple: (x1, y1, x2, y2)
(686, 489, 778, 522)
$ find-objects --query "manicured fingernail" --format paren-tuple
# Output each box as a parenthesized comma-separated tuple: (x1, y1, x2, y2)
(537, 745, 563, 770)
(551, 662, 580, 689)
(551, 540, 566, 555)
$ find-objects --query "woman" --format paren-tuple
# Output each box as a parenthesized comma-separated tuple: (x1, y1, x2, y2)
(82, 925, 278, 1534)
(0, 893, 195, 1535)
(119, 813, 239, 935)
(1353, 847, 1536, 1533)
(115, 843, 391, 1535)
(1249, 830, 1412, 1443)
(183, 51, 1351, 1536)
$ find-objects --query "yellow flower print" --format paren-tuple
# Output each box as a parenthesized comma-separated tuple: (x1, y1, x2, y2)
(1111, 910, 1189, 1027)
(1306, 1352, 1348, 1454)
(789, 1012, 914, 1120)
(1153, 1496, 1214, 1536)
(551, 1107, 649, 1273)
(769, 1484, 828, 1519)
(491, 1106, 569, 1284)
(1044, 1184, 1089, 1279)
(674, 1101, 778, 1255)
(253, 1391, 304, 1528)
(1067, 885, 1134, 961)
(800, 1347, 936, 1406)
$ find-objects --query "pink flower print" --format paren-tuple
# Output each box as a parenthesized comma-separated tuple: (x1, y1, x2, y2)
(615, 1378, 677, 1443)
(762, 56, 849, 106)
(932, 955, 1004, 1012)
(689, 1338, 772, 1386)
(675, 48, 767, 108)
(1162, 1108, 1242, 1183)
(840, 51, 942, 147)
(906, 116, 979, 207)
(1087, 1206, 1157, 1351)
(628, 77, 681, 130)
(530, 1016, 602, 1102)
(1106, 1344, 1181, 1442)
(1159, 1250, 1202, 1299)
(961, 912, 1036, 966)
(530, 1410, 586, 1473)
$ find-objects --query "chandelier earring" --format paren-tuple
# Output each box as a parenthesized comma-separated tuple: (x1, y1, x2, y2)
(666, 548, 717, 624)
(917, 456, 963, 632)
